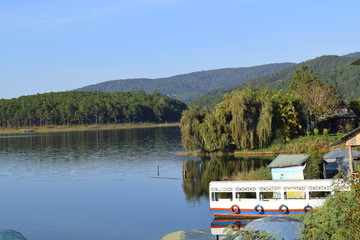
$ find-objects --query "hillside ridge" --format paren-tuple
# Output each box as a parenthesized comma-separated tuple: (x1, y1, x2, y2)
(75, 52, 360, 104)
(75, 63, 295, 103)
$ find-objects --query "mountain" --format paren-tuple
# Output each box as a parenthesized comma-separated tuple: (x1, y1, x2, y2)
(193, 53, 360, 107)
(74, 63, 295, 103)
(241, 54, 360, 99)
(343, 52, 360, 58)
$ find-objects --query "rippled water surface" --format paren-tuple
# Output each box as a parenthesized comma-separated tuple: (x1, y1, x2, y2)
(0, 127, 272, 240)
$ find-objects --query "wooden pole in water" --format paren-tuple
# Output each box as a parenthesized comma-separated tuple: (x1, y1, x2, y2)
(182, 161, 185, 179)
(348, 145, 354, 179)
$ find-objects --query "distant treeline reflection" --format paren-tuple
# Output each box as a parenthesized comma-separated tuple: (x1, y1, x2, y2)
(182, 156, 272, 202)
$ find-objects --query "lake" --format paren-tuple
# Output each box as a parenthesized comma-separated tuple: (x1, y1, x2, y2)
(0, 126, 272, 240)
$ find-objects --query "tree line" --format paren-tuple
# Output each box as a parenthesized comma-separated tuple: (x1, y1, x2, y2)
(180, 66, 343, 152)
(0, 91, 187, 128)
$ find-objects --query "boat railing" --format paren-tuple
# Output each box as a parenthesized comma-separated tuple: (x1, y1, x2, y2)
(209, 180, 340, 203)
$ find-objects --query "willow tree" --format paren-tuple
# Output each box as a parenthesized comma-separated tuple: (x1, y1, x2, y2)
(256, 91, 274, 148)
(180, 87, 306, 152)
(199, 102, 231, 152)
(179, 106, 206, 151)
(226, 87, 261, 150)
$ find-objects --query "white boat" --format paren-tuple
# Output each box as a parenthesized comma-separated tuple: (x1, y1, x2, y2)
(209, 179, 348, 217)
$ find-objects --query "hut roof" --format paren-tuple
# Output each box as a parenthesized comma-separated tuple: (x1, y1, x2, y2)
(327, 126, 360, 147)
(267, 154, 309, 168)
(323, 148, 360, 162)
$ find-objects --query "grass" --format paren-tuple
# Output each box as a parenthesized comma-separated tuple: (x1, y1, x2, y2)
(234, 133, 345, 155)
(0, 122, 179, 135)
(228, 166, 272, 181)
(178, 134, 346, 157)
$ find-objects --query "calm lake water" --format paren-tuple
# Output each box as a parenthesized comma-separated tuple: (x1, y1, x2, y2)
(0, 126, 272, 240)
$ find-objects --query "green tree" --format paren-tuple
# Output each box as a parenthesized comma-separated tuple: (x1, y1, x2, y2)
(0, 91, 186, 128)
(273, 93, 303, 142)
(347, 98, 360, 117)
(227, 87, 260, 150)
(199, 103, 231, 152)
(179, 107, 206, 151)
(256, 91, 274, 148)
(291, 66, 342, 131)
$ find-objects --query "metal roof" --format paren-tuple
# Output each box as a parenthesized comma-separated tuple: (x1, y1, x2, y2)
(267, 154, 309, 168)
(323, 148, 360, 160)
(327, 126, 360, 147)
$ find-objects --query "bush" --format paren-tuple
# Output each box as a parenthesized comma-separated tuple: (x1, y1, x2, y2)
(313, 128, 319, 135)
(298, 178, 360, 239)
(304, 145, 324, 179)
(231, 167, 272, 180)
(323, 128, 329, 135)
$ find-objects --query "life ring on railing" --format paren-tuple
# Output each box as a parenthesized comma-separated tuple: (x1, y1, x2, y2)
(231, 204, 240, 213)
(279, 204, 289, 214)
(304, 205, 313, 213)
(254, 204, 264, 214)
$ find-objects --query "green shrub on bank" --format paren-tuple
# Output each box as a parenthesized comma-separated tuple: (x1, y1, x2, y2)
(298, 177, 360, 239)
(249, 133, 343, 154)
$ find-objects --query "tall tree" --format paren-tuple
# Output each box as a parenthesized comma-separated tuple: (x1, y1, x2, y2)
(290, 66, 342, 131)
(199, 102, 231, 152)
(227, 87, 260, 150)
(179, 107, 206, 151)
(273, 92, 303, 142)
(256, 91, 274, 148)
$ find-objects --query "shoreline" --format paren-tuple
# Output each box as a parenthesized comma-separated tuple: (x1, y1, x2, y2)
(175, 150, 279, 156)
(0, 122, 179, 135)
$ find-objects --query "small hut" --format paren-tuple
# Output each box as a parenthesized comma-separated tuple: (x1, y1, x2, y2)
(318, 101, 359, 133)
(267, 154, 309, 198)
(323, 148, 360, 179)
(267, 154, 309, 180)
(327, 126, 360, 179)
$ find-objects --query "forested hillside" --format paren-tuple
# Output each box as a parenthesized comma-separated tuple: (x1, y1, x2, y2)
(0, 91, 186, 128)
(241, 55, 360, 99)
(193, 54, 360, 108)
(343, 52, 360, 58)
(75, 63, 294, 103)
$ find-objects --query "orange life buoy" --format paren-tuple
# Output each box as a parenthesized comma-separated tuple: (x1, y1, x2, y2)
(279, 204, 289, 214)
(304, 205, 313, 213)
(254, 204, 264, 213)
(231, 204, 240, 213)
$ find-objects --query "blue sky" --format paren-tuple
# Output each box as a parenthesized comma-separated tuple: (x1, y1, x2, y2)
(1, 0, 359, 99)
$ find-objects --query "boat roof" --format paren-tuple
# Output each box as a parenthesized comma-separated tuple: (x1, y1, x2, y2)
(267, 154, 309, 168)
(209, 179, 334, 189)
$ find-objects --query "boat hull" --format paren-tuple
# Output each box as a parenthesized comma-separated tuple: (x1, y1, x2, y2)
(211, 207, 311, 217)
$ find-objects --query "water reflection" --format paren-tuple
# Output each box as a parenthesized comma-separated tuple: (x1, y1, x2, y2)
(0, 230, 27, 240)
(0, 127, 185, 181)
(182, 156, 273, 202)
(211, 218, 253, 236)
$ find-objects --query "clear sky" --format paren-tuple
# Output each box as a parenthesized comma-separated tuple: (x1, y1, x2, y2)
(1, 0, 359, 99)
